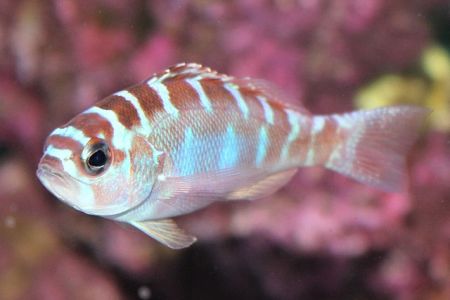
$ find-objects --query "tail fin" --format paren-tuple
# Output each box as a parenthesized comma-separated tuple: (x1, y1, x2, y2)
(325, 105, 429, 192)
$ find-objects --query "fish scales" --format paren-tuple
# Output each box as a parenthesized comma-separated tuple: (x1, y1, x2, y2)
(109, 72, 306, 177)
(37, 63, 428, 249)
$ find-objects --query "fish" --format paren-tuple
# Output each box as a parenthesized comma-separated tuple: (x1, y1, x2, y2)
(36, 63, 428, 249)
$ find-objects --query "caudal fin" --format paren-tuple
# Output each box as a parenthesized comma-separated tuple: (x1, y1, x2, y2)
(325, 105, 429, 192)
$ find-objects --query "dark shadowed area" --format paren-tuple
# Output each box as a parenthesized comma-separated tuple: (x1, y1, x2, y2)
(0, 0, 449, 299)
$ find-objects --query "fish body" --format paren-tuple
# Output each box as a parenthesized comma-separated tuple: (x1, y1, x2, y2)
(37, 63, 427, 249)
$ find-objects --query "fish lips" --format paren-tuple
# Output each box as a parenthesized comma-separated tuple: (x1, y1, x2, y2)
(36, 159, 83, 211)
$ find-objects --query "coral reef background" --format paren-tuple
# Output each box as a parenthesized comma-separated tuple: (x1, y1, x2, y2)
(0, 0, 449, 299)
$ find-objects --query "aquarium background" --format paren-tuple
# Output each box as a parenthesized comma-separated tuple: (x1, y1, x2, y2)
(0, 1, 449, 299)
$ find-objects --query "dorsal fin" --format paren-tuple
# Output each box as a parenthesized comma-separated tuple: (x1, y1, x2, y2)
(234, 77, 310, 115)
(146, 63, 232, 84)
(145, 63, 310, 114)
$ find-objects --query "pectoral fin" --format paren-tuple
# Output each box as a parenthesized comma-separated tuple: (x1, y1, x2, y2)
(130, 219, 197, 249)
(227, 168, 298, 200)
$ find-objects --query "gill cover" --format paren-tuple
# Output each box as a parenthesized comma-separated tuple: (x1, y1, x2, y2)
(81, 135, 164, 216)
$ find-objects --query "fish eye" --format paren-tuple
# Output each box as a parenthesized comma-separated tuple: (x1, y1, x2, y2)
(83, 140, 110, 175)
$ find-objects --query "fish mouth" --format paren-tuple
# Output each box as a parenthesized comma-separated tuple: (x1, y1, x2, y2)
(37, 164, 64, 180)
(36, 155, 83, 186)
(36, 161, 72, 203)
(36, 158, 67, 186)
(37, 154, 64, 177)
(37, 169, 62, 194)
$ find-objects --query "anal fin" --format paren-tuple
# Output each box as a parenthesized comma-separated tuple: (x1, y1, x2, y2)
(130, 219, 197, 249)
(227, 169, 298, 200)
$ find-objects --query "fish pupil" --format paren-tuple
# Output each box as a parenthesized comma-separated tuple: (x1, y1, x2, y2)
(88, 149, 107, 168)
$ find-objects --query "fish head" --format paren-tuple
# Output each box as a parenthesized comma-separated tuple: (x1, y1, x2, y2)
(37, 112, 161, 217)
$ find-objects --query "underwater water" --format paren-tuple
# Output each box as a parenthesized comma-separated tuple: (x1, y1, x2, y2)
(0, 0, 450, 299)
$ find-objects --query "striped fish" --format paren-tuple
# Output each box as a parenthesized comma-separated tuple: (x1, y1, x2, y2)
(36, 63, 427, 249)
